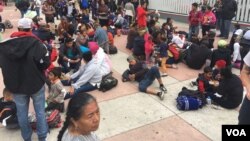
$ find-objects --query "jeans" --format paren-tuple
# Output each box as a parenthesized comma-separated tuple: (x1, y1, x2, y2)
(139, 66, 160, 92)
(188, 25, 199, 41)
(60, 61, 80, 73)
(35, 7, 40, 17)
(238, 97, 250, 124)
(20, 10, 27, 18)
(13, 86, 48, 141)
(220, 19, 232, 38)
(63, 78, 97, 99)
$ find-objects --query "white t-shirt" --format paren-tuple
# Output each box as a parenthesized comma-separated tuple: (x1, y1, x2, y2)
(62, 130, 100, 141)
(244, 51, 250, 66)
(172, 34, 185, 48)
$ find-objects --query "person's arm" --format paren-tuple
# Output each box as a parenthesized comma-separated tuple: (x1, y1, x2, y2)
(71, 65, 97, 89)
(210, 13, 216, 25)
(232, 43, 240, 63)
(241, 64, 250, 100)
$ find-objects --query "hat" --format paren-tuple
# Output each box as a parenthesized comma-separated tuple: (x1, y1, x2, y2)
(234, 29, 243, 36)
(88, 42, 99, 54)
(218, 40, 228, 48)
(243, 30, 250, 40)
(24, 10, 37, 19)
(215, 60, 226, 69)
(127, 55, 135, 62)
(18, 18, 32, 29)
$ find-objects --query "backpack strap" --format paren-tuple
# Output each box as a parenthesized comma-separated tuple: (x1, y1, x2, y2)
(0, 108, 11, 117)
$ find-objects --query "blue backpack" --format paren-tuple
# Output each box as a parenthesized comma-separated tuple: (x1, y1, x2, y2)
(176, 95, 202, 111)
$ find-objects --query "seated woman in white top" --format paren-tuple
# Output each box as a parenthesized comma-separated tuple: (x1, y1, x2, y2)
(58, 93, 100, 141)
(89, 41, 112, 77)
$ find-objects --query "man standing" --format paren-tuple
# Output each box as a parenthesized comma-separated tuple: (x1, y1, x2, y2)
(238, 51, 250, 124)
(15, 0, 30, 18)
(219, 0, 237, 39)
(0, 18, 50, 141)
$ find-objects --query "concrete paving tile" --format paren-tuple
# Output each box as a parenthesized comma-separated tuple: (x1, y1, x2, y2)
(167, 63, 203, 81)
(113, 35, 131, 55)
(109, 51, 131, 74)
(96, 93, 175, 140)
(178, 106, 239, 141)
(88, 70, 139, 102)
(104, 116, 210, 141)
(149, 82, 189, 114)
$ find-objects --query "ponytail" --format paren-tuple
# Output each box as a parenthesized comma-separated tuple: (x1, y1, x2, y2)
(57, 115, 70, 141)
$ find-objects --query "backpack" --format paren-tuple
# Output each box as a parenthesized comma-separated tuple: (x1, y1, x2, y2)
(3, 20, 13, 29)
(99, 73, 118, 92)
(0, 98, 19, 129)
(109, 45, 118, 54)
(168, 44, 180, 61)
(176, 87, 206, 111)
(30, 109, 61, 130)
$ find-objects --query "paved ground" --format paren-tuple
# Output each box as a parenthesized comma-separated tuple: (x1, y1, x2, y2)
(0, 3, 243, 141)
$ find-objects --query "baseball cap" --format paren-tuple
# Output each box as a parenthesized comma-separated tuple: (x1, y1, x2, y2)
(215, 60, 226, 69)
(127, 55, 135, 62)
(18, 18, 32, 29)
(243, 30, 250, 40)
(88, 42, 99, 54)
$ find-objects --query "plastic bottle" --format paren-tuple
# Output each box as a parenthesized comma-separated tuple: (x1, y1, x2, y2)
(206, 96, 212, 105)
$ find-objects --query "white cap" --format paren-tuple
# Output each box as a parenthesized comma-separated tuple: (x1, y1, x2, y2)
(243, 30, 250, 40)
(234, 29, 243, 36)
(18, 18, 32, 29)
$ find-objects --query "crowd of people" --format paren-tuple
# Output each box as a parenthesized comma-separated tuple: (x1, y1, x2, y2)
(0, 0, 249, 141)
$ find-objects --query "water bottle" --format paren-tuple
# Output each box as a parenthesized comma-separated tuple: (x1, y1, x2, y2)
(206, 96, 212, 105)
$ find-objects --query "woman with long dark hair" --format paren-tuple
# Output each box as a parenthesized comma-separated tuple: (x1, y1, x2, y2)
(57, 93, 100, 141)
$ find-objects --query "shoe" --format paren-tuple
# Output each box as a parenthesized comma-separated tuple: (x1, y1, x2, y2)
(160, 85, 167, 93)
(161, 73, 168, 77)
(158, 92, 164, 100)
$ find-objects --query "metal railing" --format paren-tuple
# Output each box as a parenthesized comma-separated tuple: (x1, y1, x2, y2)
(148, 0, 250, 23)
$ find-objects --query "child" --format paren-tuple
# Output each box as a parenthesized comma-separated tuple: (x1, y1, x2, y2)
(0, 88, 19, 129)
(213, 59, 226, 81)
(196, 66, 216, 94)
(144, 32, 154, 64)
(46, 67, 66, 112)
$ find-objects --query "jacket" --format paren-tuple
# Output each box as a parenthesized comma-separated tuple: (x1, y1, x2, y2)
(129, 62, 148, 82)
(188, 10, 202, 26)
(70, 59, 102, 89)
(0, 31, 50, 95)
(210, 48, 231, 68)
(221, 0, 237, 20)
(201, 11, 216, 25)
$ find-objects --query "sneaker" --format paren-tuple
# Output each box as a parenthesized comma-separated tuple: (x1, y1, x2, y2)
(158, 92, 164, 100)
(160, 85, 167, 93)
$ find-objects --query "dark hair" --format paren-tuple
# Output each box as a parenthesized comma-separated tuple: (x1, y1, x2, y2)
(82, 51, 93, 62)
(220, 67, 233, 79)
(65, 38, 74, 43)
(192, 2, 198, 8)
(166, 18, 172, 24)
(204, 66, 212, 73)
(234, 23, 241, 29)
(18, 28, 31, 32)
(49, 67, 62, 78)
(57, 93, 97, 141)
(3, 88, 11, 97)
(206, 6, 212, 11)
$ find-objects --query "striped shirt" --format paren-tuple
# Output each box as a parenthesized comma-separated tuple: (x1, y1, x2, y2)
(62, 130, 100, 141)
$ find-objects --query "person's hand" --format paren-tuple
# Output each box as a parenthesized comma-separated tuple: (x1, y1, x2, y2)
(69, 87, 75, 95)
(72, 59, 81, 63)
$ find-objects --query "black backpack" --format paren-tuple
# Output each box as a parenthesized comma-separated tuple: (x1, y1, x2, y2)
(109, 45, 118, 54)
(99, 73, 118, 92)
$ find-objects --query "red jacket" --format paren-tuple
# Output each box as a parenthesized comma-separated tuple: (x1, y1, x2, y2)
(188, 10, 202, 26)
(137, 6, 147, 28)
(201, 11, 216, 25)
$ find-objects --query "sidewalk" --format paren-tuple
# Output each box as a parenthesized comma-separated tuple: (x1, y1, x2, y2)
(0, 4, 242, 141)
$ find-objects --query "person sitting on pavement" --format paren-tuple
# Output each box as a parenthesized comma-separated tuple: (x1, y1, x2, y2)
(93, 22, 109, 54)
(124, 55, 167, 100)
(88, 41, 112, 77)
(63, 51, 102, 100)
(210, 39, 231, 68)
(58, 38, 81, 74)
(207, 67, 243, 109)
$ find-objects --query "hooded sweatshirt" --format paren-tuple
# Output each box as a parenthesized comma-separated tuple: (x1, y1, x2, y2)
(210, 47, 231, 68)
(0, 31, 50, 95)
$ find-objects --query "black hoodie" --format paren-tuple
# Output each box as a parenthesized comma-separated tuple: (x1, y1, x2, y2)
(210, 47, 231, 68)
(0, 35, 50, 95)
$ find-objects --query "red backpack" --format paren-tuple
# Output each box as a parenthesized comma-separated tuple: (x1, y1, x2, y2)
(168, 43, 180, 60)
